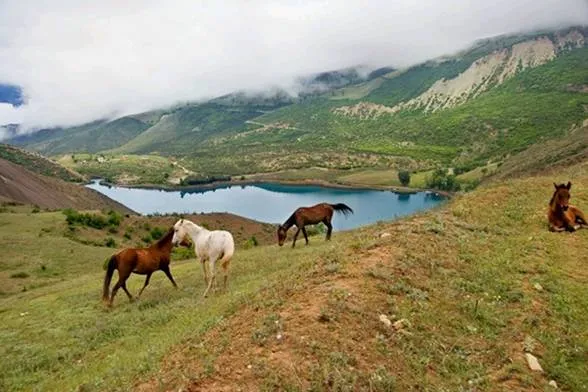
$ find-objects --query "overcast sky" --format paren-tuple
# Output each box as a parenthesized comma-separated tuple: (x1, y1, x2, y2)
(0, 0, 586, 132)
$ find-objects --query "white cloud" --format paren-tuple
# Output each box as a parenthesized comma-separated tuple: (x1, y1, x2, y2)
(0, 0, 586, 131)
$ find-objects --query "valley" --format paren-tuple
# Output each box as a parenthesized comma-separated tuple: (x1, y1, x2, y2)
(0, 23, 587, 392)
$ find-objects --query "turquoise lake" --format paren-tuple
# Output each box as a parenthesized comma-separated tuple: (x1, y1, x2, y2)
(86, 181, 445, 230)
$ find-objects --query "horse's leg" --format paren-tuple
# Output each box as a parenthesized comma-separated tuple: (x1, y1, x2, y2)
(221, 256, 231, 292)
(323, 218, 333, 241)
(292, 227, 301, 248)
(160, 264, 178, 288)
(109, 273, 130, 306)
(109, 279, 122, 306)
(301, 227, 309, 245)
(121, 280, 134, 302)
(136, 273, 152, 299)
(572, 206, 588, 227)
(201, 258, 209, 286)
(202, 258, 217, 298)
(563, 213, 577, 232)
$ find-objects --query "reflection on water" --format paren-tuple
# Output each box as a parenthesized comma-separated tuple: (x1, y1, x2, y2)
(87, 181, 445, 231)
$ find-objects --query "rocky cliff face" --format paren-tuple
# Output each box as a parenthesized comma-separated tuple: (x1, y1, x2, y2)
(335, 28, 586, 118)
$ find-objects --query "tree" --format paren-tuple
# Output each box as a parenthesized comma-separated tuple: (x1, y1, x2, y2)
(398, 170, 411, 187)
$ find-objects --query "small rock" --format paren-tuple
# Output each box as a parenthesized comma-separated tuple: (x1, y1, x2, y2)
(247, 364, 252, 369)
(19, 312, 28, 317)
(548, 380, 558, 388)
(525, 353, 543, 372)
(276, 333, 283, 340)
(380, 232, 392, 239)
(523, 335, 537, 352)
(533, 283, 543, 291)
(378, 314, 392, 327)
(393, 318, 411, 331)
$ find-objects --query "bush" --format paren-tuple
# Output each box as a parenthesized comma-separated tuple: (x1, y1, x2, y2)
(243, 236, 259, 249)
(150, 227, 165, 240)
(62, 209, 123, 230)
(425, 169, 461, 191)
(398, 170, 411, 186)
(182, 175, 231, 186)
(104, 237, 116, 248)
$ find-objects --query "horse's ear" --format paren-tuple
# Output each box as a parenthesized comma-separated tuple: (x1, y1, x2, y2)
(566, 181, 572, 189)
(554, 182, 559, 189)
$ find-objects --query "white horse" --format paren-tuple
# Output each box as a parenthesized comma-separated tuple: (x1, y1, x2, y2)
(172, 218, 235, 298)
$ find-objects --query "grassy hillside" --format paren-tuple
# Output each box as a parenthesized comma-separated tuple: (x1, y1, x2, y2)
(11, 118, 151, 155)
(1, 161, 587, 391)
(0, 143, 84, 182)
(110, 103, 267, 155)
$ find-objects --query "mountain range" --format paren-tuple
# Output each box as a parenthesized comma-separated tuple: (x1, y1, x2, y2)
(6, 26, 588, 181)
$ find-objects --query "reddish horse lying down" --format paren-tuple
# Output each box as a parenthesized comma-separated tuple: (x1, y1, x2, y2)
(277, 202, 353, 247)
(548, 182, 587, 232)
(102, 228, 185, 307)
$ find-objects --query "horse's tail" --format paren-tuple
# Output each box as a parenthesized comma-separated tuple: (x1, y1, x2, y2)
(330, 203, 354, 217)
(102, 255, 117, 302)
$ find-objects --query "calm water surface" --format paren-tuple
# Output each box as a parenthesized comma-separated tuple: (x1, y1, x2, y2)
(87, 181, 445, 230)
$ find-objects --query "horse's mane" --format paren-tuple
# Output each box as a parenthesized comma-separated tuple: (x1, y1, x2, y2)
(549, 189, 558, 209)
(155, 228, 175, 248)
(282, 212, 297, 229)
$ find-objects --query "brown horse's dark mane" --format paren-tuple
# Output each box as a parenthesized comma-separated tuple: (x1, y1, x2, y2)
(549, 188, 559, 211)
(281, 212, 297, 230)
(154, 228, 174, 248)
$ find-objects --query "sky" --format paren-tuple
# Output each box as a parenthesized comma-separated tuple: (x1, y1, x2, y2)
(0, 0, 586, 132)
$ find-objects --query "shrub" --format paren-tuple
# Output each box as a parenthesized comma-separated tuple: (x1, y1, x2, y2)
(398, 170, 411, 186)
(150, 227, 165, 240)
(104, 237, 116, 248)
(62, 209, 123, 229)
(243, 236, 259, 249)
(426, 169, 461, 191)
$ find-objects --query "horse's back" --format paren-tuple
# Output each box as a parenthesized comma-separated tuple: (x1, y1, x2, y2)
(198, 230, 234, 260)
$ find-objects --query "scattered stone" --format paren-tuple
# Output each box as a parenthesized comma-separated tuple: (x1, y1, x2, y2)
(525, 353, 543, 372)
(523, 335, 537, 352)
(247, 364, 252, 369)
(548, 380, 558, 388)
(533, 282, 544, 291)
(19, 312, 28, 317)
(393, 318, 411, 331)
(379, 314, 392, 327)
(276, 333, 283, 340)
(380, 232, 392, 239)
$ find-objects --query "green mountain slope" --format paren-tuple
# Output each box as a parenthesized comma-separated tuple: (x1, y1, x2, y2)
(12, 117, 151, 155)
(8, 26, 588, 183)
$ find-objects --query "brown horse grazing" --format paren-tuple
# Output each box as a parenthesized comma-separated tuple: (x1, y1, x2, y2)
(102, 228, 181, 307)
(277, 202, 353, 247)
(548, 182, 587, 232)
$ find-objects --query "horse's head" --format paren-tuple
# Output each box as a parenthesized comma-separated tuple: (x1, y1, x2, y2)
(172, 219, 190, 246)
(552, 182, 572, 211)
(277, 225, 288, 247)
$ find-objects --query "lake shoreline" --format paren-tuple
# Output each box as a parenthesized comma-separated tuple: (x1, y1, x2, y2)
(89, 177, 452, 198)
